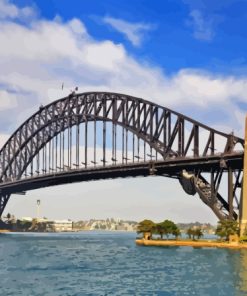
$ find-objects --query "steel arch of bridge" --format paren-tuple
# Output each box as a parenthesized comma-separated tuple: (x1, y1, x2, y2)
(0, 92, 244, 221)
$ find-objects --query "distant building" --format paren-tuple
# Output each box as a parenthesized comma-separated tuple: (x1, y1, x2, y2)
(46, 220, 73, 232)
(20, 217, 33, 222)
(72, 218, 137, 231)
(116, 225, 126, 231)
(123, 223, 136, 231)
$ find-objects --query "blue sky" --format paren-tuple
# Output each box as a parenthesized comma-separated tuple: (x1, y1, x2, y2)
(0, 0, 247, 223)
(27, 0, 247, 73)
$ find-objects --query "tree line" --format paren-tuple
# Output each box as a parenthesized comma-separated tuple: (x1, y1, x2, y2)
(137, 219, 182, 240)
(137, 219, 245, 241)
(137, 219, 204, 240)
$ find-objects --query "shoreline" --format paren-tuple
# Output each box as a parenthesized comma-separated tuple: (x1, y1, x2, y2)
(0, 229, 136, 234)
(136, 239, 247, 249)
(0, 229, 10, 233)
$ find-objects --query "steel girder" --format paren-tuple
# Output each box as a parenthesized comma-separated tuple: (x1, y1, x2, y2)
(0, 92, 244, 219)
(180, 167, 243, 220)
(0, 193, 10, 217)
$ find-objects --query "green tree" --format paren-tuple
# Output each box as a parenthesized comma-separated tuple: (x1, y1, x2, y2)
(16, 219, 32, 231)
(186, 227, 203, 240)
(155, 220, 179, 239)
(4, 213, 12, 224)
(186, 227, 194, 239)
(240, 226, 247, 242)
(215, 220, 239, 241)
(137, 220, 156, 237)
(155, 222, 167, 239)
(194, 228, 203, 240)
(172, 227, 181, 240)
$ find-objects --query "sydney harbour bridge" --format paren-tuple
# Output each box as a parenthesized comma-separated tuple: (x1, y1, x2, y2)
(0, 92, 246, 230)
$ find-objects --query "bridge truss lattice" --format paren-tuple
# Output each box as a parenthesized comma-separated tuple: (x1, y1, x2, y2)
(0, 92, 244, 220)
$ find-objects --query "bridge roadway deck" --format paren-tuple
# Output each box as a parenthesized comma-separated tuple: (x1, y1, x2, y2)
(0, 152, 243, 195)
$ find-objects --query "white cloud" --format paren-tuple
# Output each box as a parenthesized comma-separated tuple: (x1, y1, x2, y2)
(0, 5, 246, 136)
(164, 69, 247, 105)
(103, 16, 154, 47)
(0, 133, 10, 147)
(0, 20, 87, 62)
(0, 0, 36, 21)
(81, 41, 125, 70)
(0, 90, 17, 110)
(0, 5, 246, 137)
(187, 9, 214, 41)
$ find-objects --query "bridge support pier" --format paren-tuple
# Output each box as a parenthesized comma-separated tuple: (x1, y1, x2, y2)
(240, 115, 247, 236)
(0, 193, 10, 219)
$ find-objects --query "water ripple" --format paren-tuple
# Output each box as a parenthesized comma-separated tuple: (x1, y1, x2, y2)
(0, 231, 247, 295)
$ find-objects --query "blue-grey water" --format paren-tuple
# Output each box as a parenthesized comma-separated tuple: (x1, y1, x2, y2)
(1, 231, 247, 296)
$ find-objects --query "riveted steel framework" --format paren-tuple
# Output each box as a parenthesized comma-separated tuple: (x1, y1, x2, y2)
(0, 92, 244, 220)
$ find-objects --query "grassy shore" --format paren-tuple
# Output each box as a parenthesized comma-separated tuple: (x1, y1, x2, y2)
(136, 238, 247, 249)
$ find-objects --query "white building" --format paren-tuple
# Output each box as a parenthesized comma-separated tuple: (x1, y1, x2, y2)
(20, 217, 33, 222)
(46, 220, 73, 232)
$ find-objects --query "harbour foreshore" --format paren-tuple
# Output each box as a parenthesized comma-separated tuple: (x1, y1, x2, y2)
(136, 239, 247, 249)
(0, 229, 10, 233)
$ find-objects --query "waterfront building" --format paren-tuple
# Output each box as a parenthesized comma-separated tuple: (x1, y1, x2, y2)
(16, 218, 73, 232)
(20, 217, 33, 222)
(115, 225, 126, 231)
(46, 220, 73, 232)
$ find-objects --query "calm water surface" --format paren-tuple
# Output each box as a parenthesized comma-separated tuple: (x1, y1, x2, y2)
(1, 231, 247, 296)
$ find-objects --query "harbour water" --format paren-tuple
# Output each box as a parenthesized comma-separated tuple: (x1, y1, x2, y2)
(1, 231, 247, 295)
